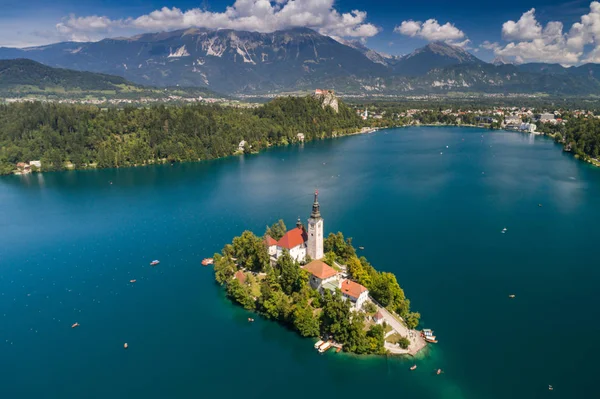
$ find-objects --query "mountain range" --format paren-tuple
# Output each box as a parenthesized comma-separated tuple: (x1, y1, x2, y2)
(2, 27, 600, 96)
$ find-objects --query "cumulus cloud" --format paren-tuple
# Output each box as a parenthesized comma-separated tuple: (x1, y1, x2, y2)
(501, 9, 542, 41)
(394, 19, 465, 43)
(55, 0, 380, 41)
(494, 2, 600, 65)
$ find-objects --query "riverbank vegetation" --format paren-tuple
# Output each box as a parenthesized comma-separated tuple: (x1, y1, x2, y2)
(0, 95, 363, 175)
(213, 226, 419, 355)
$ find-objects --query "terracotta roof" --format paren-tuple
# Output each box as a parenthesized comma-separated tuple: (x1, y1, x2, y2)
(264, 235, 278, 247)
(374, 310, 384, 320)
(277, 227, 307, 250)
(340, 279, 368, 300)
(234, 270, 246, 284)
(303, 260, 338, 280)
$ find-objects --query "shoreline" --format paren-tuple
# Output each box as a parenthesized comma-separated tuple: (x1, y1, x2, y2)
(5, 125, 379, 177)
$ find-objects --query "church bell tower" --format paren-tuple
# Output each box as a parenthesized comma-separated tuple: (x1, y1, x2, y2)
(307, 190, 324, 260)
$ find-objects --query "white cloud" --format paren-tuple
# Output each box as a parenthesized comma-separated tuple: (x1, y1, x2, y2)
(480, 41, 500, 51)
(54, 0, 380, 41)
(394, 18, 466, 42)
(502, 9, 542, 41)
(495, 2, 600, 65)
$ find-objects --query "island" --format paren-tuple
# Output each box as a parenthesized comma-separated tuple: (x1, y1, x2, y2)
(213, 191, 428, 356)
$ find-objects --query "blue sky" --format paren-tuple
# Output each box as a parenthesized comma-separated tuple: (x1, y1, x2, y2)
(1, 0, 599, 64)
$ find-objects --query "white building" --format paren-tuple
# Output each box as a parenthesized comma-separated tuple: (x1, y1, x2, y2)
(266, 191, 325, 263)
(303, 260, 339, 291)
(274, 221, 307, 262)
(340, 279, 369, 310)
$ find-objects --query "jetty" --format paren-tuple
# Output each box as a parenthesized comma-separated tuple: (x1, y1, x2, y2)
(370, 298, 427, 356)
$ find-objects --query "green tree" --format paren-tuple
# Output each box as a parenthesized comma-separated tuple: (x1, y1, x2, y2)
(277, 251, 305, 295)
(232, 231, 269, 272)
(213, 253, 237, 285)
(292, 301, 320, 337)
(265, 219, 287, 240)
(226, 279, 255, 311)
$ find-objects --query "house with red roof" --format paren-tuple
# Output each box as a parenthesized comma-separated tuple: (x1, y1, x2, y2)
(302, 259, 339, 291)
(275, 219, 308, 262)
(340, 279, 369, 310)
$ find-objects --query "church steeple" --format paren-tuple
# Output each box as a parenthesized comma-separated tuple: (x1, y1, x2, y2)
(310, 190, 321, 219)
(307, 189, 324, 260)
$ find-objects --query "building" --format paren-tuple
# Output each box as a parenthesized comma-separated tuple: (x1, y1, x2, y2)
(29, 160, 41, 168)
(303, 259, 339, 291)
(373, 310, 384, 324)
(306, 190, 324, 260)
(16, 162, 31, 174)
(297, 133, 305, 142)
(275, 220, 307, 262)
(267, 190, 325, 263)
(540, 113, 555, 122)
(234, 270, 246, 284)
(340, 279, 369, 310)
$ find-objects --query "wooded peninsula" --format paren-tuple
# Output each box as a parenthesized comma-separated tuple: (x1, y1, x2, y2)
(0, 94, 363, 175)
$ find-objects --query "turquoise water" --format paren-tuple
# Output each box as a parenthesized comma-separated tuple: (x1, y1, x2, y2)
(1, 127, 599, 399)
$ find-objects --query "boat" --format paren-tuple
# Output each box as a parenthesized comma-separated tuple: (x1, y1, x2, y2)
(538, 204, 543, 207)
(201, 258, 214, 266)
(314, 340, 324, 349)
(422, 329, 438, 343)
(248, 318, 254, 323)
(509, 294, 516, 298)
(410, 365, 417, 371)
(436, 369, 442, 375)
(150, 260, 160, 266)
(318, 341, 332, 353)
(124, 343, 128, 349)
(130, 279, 136, 283)
(71, 322, 80, 328)
(548, 385, 553, 391)
(358, 246, 365, 250)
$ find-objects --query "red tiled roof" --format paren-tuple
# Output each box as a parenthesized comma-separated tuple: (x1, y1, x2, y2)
(277, 227, 307, 250)
(374, 310, 384, 320)
(264, 235, 278, 246)
(340, 279, 368, 299)
(234, 270, 246, 284)
(303, 260, 338, 280)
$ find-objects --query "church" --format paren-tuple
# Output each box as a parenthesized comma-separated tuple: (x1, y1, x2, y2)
(265, 190, 324, 263)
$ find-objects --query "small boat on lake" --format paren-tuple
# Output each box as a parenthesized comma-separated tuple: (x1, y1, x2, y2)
(548, 385, 553, 391)
(410, 365, 417, 371)
(124, 343, 128, 349)
(314, 340, 324, 349)
(509, 294, 516, 298)
(71, 322, 79, 328)
(201, 258, 214, 266)
(358, 246, 365, 250)
(248, 318, 254, 323)
(436, 369, 442, 375)
(150, 260, 160, 266)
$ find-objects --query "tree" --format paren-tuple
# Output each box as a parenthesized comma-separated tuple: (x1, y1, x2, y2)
(323, 232, 356, 262)
(397, 336, 410, 349)
(213, 253, 237, 285)
(346, 256, 371, 287)
(265, 219, 287, 240)
(405, 311, 421, 329)
(277, 250, 304, 295)
(323, 251, 337, 268)
(292, 301, 320, 337)
(226, 279, 255, 311)
(232, 231, 269, 272)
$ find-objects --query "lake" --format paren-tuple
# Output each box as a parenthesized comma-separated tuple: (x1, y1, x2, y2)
(1, 126, 599, 399)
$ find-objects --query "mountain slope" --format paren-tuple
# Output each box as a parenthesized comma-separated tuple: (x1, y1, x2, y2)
(392, 41, 483, 76)
(0, 58, 223, 99)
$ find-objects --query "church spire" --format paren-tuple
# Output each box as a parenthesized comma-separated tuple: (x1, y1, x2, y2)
(310, 189, 321, 219)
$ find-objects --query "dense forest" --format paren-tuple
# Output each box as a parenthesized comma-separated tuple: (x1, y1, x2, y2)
(0, 95, 363, 174)
(213, 223, 420, 355)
